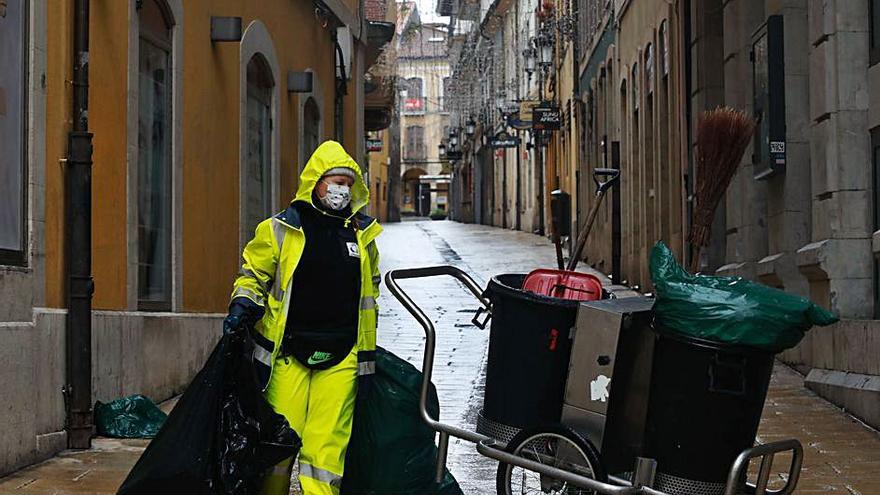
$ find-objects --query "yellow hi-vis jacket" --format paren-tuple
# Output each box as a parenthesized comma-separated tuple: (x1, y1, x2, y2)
(231, 141, 382, 390)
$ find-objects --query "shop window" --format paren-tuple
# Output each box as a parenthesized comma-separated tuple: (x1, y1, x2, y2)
(137, 0, 174, 309)
(0, 0, 27, 266)
(631, 62, 639, 111)
(244, 54, 274, 238)
(302, 97, 321, 167)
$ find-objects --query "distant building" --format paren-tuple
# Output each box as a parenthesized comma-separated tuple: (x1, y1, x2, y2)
(398, 6, 451, 216)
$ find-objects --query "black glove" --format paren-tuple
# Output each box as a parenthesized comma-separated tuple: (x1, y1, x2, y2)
(223, 299, 263, 335)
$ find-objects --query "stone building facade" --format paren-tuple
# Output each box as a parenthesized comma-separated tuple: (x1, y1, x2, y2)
(576, 0, 880, 428)
(690, 0, 879, 428)
(0, 0, 392, 476)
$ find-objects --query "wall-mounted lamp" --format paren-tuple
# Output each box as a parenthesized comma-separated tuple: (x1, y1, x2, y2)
(536, 32, 555, 68)
(287, 71, 314, 93)
(438, 142, 447, 157)
(465, 118, 476, 137)
(449, 130, 459, 147)
(211, 16, 243, 42)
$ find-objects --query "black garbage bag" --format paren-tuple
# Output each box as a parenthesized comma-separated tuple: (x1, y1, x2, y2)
(342, 347, 463, 495)
(95, 394, 167, 439)
(118, 330, 301, 495)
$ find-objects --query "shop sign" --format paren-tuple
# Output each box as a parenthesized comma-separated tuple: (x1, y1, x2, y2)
(533, 104, 561, 130)
(366, 139, 383, 152)
(490, 131, 520, 149)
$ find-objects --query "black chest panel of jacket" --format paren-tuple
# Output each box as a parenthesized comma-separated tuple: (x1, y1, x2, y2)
(281, 201, 361, 370)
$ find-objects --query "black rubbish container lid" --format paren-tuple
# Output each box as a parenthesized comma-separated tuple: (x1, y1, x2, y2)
(488, 274, 582, 308)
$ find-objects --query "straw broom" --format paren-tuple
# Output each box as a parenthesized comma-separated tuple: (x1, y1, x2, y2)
(689, 107, 755, 273)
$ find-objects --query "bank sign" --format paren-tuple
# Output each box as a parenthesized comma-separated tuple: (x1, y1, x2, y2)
(532, 105, 561, 130)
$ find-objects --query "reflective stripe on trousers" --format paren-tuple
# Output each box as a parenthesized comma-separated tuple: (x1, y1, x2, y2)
(299, 462, 342, 487)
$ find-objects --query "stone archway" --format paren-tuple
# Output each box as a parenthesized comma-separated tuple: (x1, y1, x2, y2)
(402, 167, 428, 216)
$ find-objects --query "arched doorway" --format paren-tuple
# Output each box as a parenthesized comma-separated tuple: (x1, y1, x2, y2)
(244, 53, 274, 236)
(402, 167, 428, 216)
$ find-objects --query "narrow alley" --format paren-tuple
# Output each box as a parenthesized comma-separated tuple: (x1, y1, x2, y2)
(1, 221, 878, 494)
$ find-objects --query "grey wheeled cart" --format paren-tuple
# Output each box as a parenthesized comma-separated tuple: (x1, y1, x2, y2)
(385, 265, 804, 495)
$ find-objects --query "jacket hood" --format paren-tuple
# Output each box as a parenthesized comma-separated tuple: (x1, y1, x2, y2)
(294, 140, 369, 216)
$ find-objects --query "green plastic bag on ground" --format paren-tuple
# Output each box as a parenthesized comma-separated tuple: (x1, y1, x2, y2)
(650, 242, 838, 351)
(95, 394, 167, 439)
(342, 347, 463, 495)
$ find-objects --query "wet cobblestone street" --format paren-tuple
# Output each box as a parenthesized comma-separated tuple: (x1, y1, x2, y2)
(0, 220, 878, 494)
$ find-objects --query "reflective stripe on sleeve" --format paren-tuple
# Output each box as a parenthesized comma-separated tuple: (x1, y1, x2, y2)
(232, 287, 265, 306)
(299, 462, 342, 487)
(238, 268, 268, 292)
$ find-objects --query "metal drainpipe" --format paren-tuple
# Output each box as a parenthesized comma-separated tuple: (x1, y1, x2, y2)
(65, 0, 94, 450)
(333, 31, 346, 144)
(536, 65, 545, 236)
(514, 0, 522, 231)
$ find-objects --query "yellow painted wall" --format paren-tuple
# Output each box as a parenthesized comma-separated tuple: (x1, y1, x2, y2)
(367, 130, 391, 222)
(45, 1, 73, 309)
(45, 0, 364, 312)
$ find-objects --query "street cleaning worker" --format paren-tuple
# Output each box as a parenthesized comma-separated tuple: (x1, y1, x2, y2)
(223, 140, 382, 494)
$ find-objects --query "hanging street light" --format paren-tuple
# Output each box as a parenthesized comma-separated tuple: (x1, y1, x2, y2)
(438, 141, 447, 157)
(465, 117, 476, 137)
(450, 129, 459, 147)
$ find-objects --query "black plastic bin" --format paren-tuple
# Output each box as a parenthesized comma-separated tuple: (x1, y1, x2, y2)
(479, 274, 580, 439)
(643, 327, 775, 491)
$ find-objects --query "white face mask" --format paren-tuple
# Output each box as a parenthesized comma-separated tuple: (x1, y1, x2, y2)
(319, 182, 352, 210)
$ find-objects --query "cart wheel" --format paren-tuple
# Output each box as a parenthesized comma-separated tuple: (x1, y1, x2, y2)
(496, 424, 606, 495)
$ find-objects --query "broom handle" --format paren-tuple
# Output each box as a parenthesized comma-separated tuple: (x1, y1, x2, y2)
(690, 245, 702, 273)
(567, 169, 619, 272)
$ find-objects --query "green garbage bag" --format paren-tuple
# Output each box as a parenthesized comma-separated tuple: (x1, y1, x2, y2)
(650, 242, 838, 351)
(95, 394, 167, 439)
(342, 347, 463, 495)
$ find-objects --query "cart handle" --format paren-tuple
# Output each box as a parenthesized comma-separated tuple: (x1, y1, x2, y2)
(723, 439, 803, 495)
(384, 266, 494, 480)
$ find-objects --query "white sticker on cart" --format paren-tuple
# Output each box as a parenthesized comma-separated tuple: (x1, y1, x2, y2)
(590, 375, 611, 402)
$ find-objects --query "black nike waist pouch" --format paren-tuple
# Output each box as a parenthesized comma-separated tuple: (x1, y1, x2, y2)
(280, 325, 357, 370)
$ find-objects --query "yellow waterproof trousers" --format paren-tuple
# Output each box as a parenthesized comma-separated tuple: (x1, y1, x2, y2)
(259, 349, 358, 495)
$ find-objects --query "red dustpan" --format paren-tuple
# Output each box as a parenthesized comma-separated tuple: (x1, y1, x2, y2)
(524, 168, 620, 301)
